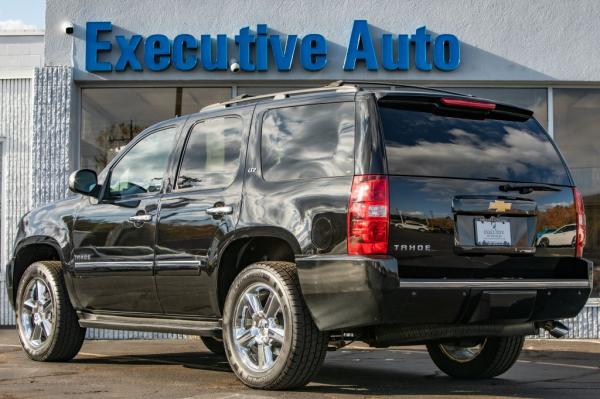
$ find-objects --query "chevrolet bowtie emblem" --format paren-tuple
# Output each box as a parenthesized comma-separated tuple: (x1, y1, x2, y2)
(489, 200, 512, 212)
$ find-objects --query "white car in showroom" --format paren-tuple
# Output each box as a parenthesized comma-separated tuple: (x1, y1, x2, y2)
(537, 224, 577, 247)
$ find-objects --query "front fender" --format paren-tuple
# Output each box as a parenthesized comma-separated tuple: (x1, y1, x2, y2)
(7, 235, 66, 309)
(7, 196, 81, 308)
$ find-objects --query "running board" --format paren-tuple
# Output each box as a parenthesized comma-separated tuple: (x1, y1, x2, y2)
(77, 312, 222, 337)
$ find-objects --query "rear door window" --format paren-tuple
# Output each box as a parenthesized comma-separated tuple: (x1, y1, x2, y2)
(176, 116, 242, 190)
(379, 102, 571, 185)
(260, 102, 355, 181)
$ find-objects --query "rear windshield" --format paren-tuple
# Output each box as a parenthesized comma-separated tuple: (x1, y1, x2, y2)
(379, 104, 571, 185)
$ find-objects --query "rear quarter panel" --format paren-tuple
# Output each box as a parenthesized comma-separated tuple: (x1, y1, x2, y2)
(239, 95, 358, 255)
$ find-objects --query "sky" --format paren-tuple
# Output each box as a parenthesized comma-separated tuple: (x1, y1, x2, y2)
(0, 0, 46, 30)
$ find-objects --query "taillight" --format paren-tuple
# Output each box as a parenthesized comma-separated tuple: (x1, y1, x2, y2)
(574, 188, 586, 258)
(440, 97, 496, 110)
(347, 175, 389, 255)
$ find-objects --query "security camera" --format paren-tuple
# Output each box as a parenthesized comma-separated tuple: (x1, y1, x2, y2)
(62, 22, 74, 34)
(229, 58, 240, 73)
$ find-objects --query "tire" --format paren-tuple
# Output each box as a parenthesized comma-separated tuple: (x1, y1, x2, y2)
(222, 261, 328, 390)
(201, 336, 225, 355)
(427, 336, 524, 379)
(539, 238, 549, 247)
(15, 261, 86, 361)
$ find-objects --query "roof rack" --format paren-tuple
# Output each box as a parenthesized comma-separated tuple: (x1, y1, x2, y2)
(327, 80, 472, 97)
(201, 85, 358, 111)
(200, 80, 472, 112)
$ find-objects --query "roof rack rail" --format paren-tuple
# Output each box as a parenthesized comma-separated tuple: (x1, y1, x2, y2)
(327, 80, 472, 97)
(201, 85, 358, 112)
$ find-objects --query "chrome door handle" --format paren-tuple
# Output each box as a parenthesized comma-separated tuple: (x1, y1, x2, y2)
(205, 206, 233, 216)
(129, 214, 153, 223)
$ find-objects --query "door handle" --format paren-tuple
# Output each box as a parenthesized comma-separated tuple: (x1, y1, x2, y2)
(205, 206, 233, 216)
(129, 214, 153, 223)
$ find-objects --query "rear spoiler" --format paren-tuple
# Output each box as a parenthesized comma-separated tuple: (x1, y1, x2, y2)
(377, 93, 533, 122)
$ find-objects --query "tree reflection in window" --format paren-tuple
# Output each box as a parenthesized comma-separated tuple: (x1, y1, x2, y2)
(108, 127, 177, 198)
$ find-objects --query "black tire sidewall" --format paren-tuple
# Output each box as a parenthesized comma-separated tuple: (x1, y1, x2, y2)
(427, 337, 522, 379)
(15, 262, 61, 360)
(222, 264, 295, 388)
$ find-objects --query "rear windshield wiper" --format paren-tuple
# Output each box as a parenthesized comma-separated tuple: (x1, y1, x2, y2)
(499, 184, 561, 194)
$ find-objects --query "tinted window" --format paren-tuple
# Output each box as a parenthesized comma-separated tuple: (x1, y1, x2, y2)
(261, 102, 355, 181)
(109, 127, 177, 197)
(380, 104, 570, 185)
(177, 117, 242, 190)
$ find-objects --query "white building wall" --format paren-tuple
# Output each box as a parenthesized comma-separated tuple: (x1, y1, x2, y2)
(0, 32, 43, 325)
(44, 0, 600, 83)
(0, 79, 33, 325)
(0, 32, 44, 78)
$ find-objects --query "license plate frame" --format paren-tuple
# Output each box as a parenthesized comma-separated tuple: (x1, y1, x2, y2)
(474, 218, 512, 246)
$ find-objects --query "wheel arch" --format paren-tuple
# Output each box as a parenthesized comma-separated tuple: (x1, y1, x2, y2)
(213, 226, 301, 314)
(9, 236, 64, 306)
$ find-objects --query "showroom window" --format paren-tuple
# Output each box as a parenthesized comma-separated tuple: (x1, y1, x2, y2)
(180, 87, 231, 115)
(553, 88, 600, 297)
(237, 86, 306, 96)
(81, 87, 230, 171)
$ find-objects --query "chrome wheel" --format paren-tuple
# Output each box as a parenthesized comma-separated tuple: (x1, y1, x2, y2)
(20, 278, 54, 349)
(232, 283, 285, 372)
(439, 339, 487, 363)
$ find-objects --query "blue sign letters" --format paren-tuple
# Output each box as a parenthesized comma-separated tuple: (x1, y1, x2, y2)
(85, 20, 460, 73)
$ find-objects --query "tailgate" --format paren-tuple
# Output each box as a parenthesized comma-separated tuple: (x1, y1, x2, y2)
(378, 94, 588, 281)
(388, 176, 587, 280)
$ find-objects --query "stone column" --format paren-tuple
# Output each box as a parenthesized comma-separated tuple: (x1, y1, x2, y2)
(31, 66, 73, 208)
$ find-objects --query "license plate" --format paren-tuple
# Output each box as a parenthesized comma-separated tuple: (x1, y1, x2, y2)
(475, 219, 511, 246)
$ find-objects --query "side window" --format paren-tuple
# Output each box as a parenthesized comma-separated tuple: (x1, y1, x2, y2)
(108, 127, 177, 198)
(260, 102, 355, 181)
(176, 116, 243, 190)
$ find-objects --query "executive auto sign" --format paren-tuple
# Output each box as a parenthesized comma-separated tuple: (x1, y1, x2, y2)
(86, 20, 460, 73)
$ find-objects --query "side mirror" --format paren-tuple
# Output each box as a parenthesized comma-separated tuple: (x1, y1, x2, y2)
(69, 169, 98, 196)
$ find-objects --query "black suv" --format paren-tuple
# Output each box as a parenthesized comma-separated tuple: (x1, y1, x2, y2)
(6, 81, 593, 389)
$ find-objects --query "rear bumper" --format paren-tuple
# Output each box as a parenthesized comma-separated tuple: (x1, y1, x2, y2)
(296, 255, 593, 331)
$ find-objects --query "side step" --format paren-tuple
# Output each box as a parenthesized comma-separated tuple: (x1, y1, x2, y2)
(77, 312, 222, 337)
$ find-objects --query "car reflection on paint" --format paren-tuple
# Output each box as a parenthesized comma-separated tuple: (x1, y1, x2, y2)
(537, 224, 576, 247)
(393, 220, 431, 232)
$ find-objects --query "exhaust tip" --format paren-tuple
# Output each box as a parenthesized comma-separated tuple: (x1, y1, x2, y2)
(543, 320, 569, 338)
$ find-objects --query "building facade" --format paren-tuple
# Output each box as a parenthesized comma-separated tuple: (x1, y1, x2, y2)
(1, 0, 599, 337)
(0, 29, 44, 325)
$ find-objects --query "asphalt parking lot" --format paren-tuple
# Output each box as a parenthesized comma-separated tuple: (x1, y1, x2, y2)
(0, 328, 599, 399)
